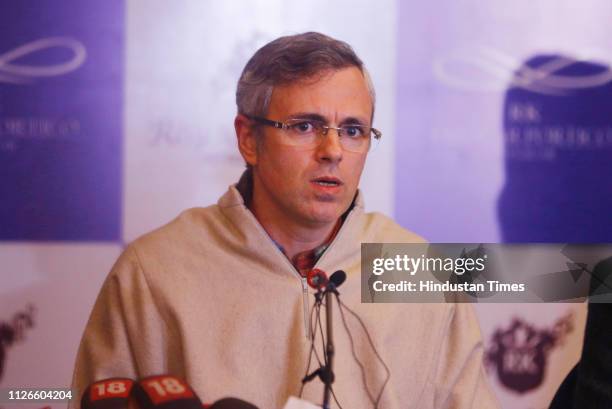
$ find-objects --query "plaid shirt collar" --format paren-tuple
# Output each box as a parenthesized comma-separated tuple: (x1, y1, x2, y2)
(283, 219, 341, 277)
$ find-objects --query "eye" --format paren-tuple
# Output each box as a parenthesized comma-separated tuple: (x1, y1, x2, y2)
(342, 125, 365, 138)
(288, 121, 316, 134)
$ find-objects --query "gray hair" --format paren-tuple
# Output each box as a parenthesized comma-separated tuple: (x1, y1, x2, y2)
(236, 32, 376, 120)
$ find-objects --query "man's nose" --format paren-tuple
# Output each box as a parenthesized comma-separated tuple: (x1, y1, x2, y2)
(316, 128, 343, 163)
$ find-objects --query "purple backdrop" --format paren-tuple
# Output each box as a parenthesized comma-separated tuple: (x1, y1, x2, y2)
(0, 0, 124, 241)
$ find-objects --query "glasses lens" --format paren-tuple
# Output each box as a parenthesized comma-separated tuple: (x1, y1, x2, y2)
(339, 125, 372, 153)
(283, 119, 321, 147)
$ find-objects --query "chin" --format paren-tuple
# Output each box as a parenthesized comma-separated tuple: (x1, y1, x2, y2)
(311, 215, 339, 225)
(304, 206, 344, 225)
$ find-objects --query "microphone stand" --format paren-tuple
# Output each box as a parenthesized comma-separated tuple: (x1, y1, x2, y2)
(303, 272, 346, 409)
(322, 287, 335, 409)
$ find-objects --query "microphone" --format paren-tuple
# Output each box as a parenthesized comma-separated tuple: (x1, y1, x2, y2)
(328, 270, 346, 293)
(306, 268, 329, 290)
(81, 378, 136, 409)
(208, 397, 259, 409)
(132, 375, 203, 409)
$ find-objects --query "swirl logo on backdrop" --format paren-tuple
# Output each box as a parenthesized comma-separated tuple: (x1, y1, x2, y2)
(0, 38, 87, 154)
(0, 305, 35, 383)
(0, 37, 87, 84)
(433, 46, 612, 95)
(485, 314, 573, 394)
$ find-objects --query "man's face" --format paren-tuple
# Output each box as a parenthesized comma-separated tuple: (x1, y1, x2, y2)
(250, 66, 372, 227)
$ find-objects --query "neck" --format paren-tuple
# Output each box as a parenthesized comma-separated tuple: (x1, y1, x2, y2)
(249, 186, 339, 262)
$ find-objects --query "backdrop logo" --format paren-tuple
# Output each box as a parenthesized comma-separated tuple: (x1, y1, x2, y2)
(146, 31, 269, 160)
(0, 37, 87, 84)
(0, 305, 35, 382)
(485, 314, 573, 394)
(433, 46, 612, 95)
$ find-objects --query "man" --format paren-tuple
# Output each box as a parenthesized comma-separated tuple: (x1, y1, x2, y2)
(72, 32, 499, 408)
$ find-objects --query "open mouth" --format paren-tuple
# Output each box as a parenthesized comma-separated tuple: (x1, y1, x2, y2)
(312, 177, 343, 187)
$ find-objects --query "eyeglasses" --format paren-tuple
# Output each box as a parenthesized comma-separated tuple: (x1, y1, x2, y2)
(247, 115, 382, 153)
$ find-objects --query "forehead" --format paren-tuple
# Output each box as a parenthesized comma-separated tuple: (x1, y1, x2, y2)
(267, 67, 373, 122)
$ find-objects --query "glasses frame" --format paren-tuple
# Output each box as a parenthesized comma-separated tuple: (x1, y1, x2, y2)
(246, 115, 382, 151)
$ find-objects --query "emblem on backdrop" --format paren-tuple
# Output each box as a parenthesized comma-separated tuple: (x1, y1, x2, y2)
(0, 305, 36, 382)
(485, 314, 573, 393)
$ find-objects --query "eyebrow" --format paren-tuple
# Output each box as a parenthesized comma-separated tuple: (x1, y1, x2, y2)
(287, 112, 327, 122)
(340, 116, 368, 126)
(286, 112, 369, 126)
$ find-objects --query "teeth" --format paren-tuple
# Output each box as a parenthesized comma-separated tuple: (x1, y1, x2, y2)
(315, 180, 338, 186)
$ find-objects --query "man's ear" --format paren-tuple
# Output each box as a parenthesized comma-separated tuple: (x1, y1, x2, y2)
(235, 114, 259, 166)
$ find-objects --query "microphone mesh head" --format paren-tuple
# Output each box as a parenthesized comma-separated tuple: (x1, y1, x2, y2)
(330, 270, 347, 288)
